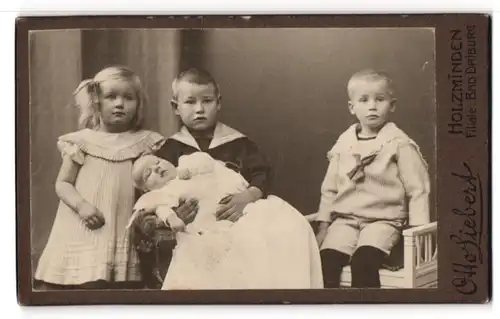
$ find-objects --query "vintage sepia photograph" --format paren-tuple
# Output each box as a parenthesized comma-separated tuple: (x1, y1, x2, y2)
(26, 25, 438, 293)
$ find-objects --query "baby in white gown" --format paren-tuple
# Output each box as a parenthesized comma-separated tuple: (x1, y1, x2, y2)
(128, 152, 324, 290)
(128, 152, 247, 235)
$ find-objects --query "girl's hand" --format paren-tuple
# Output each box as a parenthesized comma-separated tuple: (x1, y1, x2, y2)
(216, 190, 258, 222)
(78, 201, 106, 230)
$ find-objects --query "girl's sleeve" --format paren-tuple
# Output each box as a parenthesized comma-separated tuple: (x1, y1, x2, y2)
(56, 139, 85, 165)
(397, 142, 431, 226)
(316, 153, 339, 223)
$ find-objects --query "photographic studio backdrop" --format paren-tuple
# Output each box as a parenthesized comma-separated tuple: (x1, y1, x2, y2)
(29, 28, 436, 272)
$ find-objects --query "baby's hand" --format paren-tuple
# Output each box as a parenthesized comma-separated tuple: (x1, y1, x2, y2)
(157, 205, 186, 232)
(165, 213, 186, 232)
(78, 201, 105, 230)
(177, 168, 192, 180)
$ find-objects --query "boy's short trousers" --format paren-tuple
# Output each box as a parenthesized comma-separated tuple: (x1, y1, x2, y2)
(320, 215, 404, 256)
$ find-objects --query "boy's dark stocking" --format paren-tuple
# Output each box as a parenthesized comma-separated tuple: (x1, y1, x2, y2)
(320, 249, 350, 288)
(350, 245, 387, 288)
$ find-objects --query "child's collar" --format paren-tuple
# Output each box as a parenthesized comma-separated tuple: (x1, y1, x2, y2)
(328, 122, 410, 157)
(170, 122, 246, 150)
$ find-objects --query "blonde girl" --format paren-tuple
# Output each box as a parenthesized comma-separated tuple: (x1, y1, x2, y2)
(34, 66, 165, 290)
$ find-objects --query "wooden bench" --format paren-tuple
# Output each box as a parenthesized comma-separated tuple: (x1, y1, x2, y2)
(305, 213, 438, 289)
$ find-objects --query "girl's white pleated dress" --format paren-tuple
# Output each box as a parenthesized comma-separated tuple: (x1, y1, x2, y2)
(34, 128, 165, 286)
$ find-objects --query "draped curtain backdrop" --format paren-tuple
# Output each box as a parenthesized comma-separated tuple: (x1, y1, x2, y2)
(29, 28, 436, 276)
(29, 29, 182, 272)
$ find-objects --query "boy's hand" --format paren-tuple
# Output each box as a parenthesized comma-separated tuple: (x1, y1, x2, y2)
(315, 222, 330, 247)
(216, 188, 260, 222)
(78, 201, 105, 230)
(173, 198, 199, 225)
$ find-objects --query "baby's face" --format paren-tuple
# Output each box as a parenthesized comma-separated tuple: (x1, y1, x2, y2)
(141, 157, 178, 191)
(348, 79, 395, 132)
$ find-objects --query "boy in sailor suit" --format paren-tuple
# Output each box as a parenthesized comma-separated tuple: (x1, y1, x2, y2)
(315, 69, 431, 289)
(156, 68, 272, 224)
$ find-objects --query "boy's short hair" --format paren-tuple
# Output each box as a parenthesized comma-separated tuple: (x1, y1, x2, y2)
(171, 68, 221, 101)
(347, 69, 395, 99)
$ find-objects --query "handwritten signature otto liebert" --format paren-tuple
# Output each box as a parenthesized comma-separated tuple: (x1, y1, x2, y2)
(450, 162, 484, 295)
